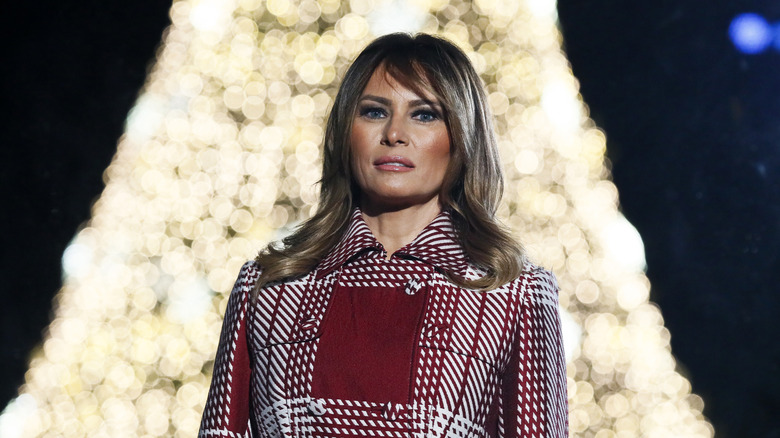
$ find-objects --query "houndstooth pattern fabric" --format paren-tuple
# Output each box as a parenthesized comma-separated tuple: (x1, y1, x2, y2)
(199, 209, 568, 437)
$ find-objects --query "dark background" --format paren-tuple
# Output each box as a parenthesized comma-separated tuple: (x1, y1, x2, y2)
(2, 1, 778, 437)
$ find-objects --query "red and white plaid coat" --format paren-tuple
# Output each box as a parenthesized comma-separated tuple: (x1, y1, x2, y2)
(199, 209, 568, 437)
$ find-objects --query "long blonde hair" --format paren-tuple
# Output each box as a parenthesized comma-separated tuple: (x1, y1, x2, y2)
(255, 33, 524, 290)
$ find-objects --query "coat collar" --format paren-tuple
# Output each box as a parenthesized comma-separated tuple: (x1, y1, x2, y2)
(315, 208, 469, 279)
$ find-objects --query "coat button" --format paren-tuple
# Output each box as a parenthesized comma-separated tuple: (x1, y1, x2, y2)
(307, 399, 327, 416)
(298, 315, 317, 331)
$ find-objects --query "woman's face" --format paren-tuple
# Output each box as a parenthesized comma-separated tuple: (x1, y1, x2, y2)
(350, 67, 451, 212)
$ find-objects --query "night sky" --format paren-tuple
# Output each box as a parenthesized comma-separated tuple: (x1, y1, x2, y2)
(2, 1, 778, 437)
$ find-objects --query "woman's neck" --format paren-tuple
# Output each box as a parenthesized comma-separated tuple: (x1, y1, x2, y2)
(360, 197, 442, 258)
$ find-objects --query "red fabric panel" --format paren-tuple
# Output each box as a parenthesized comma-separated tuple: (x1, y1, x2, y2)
(229, 304, 251, 428)
(311, 284, 427, 403)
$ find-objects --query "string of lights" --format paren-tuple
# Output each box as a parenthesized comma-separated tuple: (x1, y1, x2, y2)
(0, 0, 714, 436)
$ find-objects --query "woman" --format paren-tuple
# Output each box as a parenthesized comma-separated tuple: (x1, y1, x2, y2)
(199, 33, 568, 437)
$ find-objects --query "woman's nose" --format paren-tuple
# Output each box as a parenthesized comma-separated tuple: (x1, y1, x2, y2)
(381, 116, 408, 146)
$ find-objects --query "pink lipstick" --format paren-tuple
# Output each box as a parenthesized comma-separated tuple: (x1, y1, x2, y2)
(373, 155, 415, 171)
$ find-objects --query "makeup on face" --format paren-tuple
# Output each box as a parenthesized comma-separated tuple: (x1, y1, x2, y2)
(350, 68, 451, 211)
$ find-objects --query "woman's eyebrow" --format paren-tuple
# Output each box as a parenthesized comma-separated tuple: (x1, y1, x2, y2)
(410, 98, 441, 109)
(358, 95, 391, 105)
(358, 95, 441, 109)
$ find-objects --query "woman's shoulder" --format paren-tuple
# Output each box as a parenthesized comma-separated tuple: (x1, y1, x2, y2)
(236, 259, 316, 294)
(499, 261, 559, 297)
(520, 262, 557, 284)
(241, 259, 262, 273)
(229, 260, 262, 297)
(513, 262, 560, 303)
(464, 260, 557, 291)
(238, 259, 262, 278)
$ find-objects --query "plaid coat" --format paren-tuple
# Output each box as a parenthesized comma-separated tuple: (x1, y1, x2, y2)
(199, 209, 568, 437)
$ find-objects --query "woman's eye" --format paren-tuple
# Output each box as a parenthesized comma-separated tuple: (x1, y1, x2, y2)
(359, 107, 386, 119)
(413, 110, 440, 122)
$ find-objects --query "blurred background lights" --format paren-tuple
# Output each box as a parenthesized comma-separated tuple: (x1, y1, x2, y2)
(729, 13, 773, 54)
(189, 0, 235, 33)
(773, 22, 780, 51)
(0, 395, 38, 437)
(62, 241, 94, 280)
(541, 77, 582, 132)
(367, 0, 430, 36)
(1, 0, 713, 436)
(526, 0, 558, 19)
(125, 95, 167, 143)
(165, 278, 213, 323)
(559, 308, 582, 361)
(600, 213, 647, 273)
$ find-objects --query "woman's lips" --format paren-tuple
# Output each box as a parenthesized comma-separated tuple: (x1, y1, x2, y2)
(373, 156, 415, 171)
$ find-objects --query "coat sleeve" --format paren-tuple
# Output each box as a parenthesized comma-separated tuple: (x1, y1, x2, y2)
(199, 261, 259, 438)
(500, 267, 569, 438)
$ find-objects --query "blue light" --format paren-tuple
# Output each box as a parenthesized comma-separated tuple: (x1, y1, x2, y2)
(774, 23, 780, 51)
(729, 13, 773, 54)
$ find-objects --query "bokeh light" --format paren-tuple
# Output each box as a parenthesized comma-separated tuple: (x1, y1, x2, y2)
(0, 0, 714, 437)
(729, 13, 773, 54)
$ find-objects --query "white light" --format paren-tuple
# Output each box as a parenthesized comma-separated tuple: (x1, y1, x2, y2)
(526, 0, 558, 20)
(125, 94, 167, 143)
(62, 240, 93, 280)
(601, 213, 647, 273)
(367, 0, 428, 36)
(166, 277, 213, 323)
(0, 394, 38, 438)
(541, 79, 581, 132)
(559, 307, 582, 361)
(190, 0, 235, 33)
